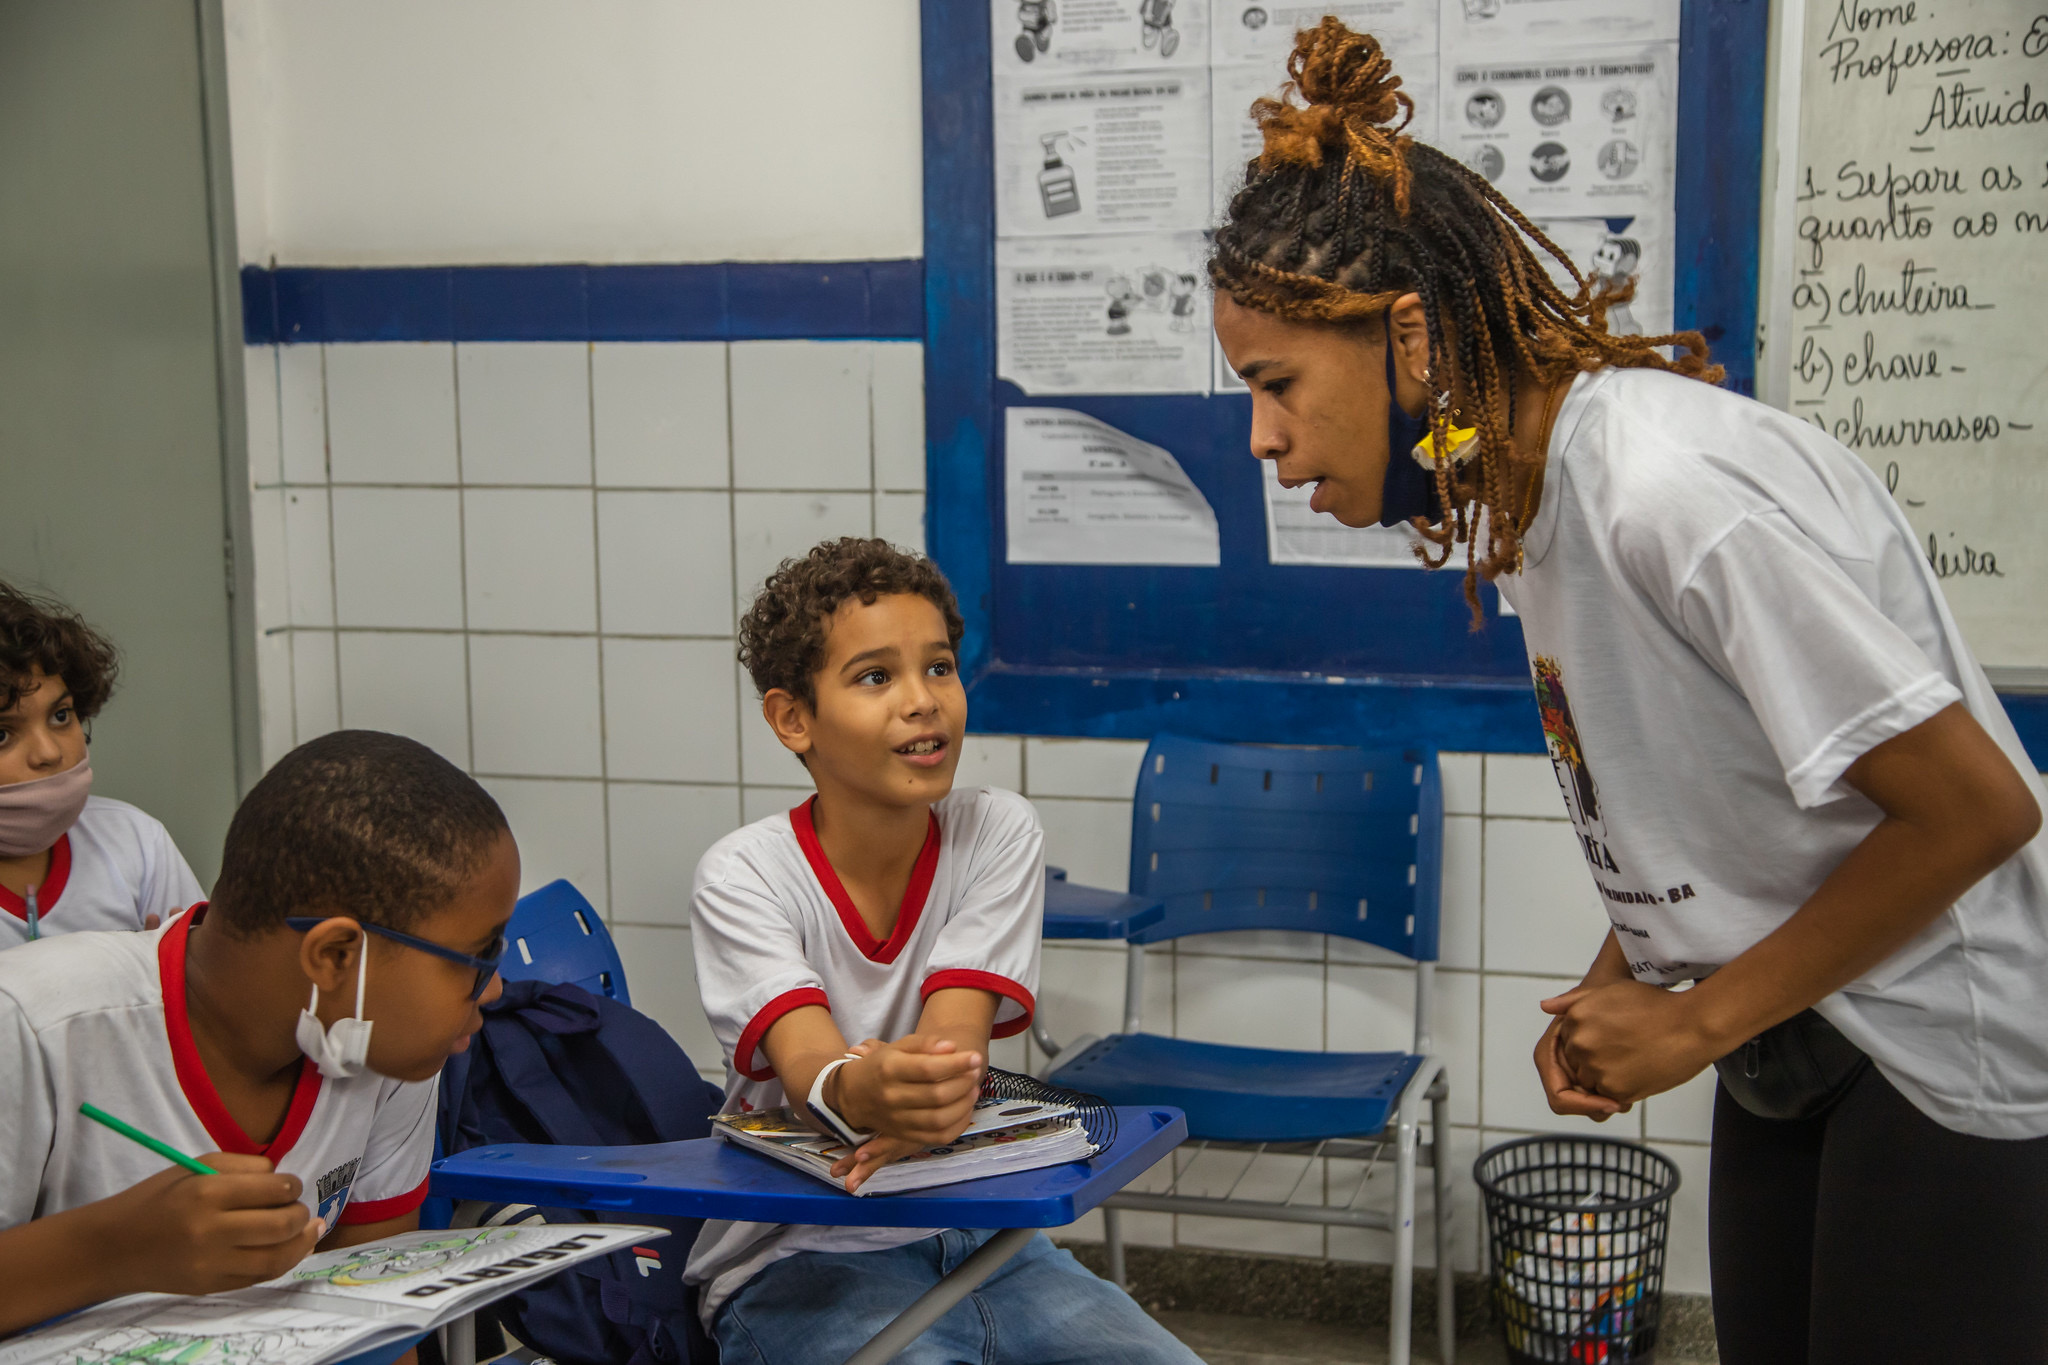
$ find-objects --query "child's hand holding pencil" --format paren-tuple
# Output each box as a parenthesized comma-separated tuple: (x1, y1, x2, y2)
(76, 1102, 325, 1295)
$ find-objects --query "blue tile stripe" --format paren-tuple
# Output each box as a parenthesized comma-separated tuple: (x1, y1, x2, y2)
(240, 260, 925, 345)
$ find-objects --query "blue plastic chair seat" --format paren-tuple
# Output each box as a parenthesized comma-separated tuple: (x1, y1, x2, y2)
(1042, 868, 1165, 941)
(1049, 1033, 1422, 1143)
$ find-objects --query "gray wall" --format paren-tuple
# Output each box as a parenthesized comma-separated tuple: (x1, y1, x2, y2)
(0, 0, 250, 884)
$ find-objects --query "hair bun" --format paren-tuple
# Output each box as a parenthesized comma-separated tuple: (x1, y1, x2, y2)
(1287, 19, 1409, 130)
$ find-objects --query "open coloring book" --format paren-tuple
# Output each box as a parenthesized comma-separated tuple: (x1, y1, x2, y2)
(713, 1091, 1098, 1196)
(0, 1223, 665, 1365)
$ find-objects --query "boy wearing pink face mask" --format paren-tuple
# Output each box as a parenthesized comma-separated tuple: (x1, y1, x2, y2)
(0, 582, 202, 946)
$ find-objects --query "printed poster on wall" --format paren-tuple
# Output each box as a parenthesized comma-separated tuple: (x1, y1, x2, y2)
(994, 68, 1214, 237)
(1209, 54, 1440, 221)
(1441, 0, 1679, 52)
(1530, 205, 1673, 340)
(1443, 44, 1674, 218)
(1005, 407, 1222, 565)
(991, 0, 1213, 74)
(1210, 0, 1438, 61)
(997, 232, 1213, 395)
(1261, 460, 1429, 567)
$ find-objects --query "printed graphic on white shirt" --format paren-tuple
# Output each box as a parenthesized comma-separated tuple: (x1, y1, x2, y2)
(1531, 653, 1702, 977)
(315, 1156, 362, 1228)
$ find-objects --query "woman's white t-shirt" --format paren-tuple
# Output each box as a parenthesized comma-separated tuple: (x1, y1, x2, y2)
(0, 796, 205, 947)
(1497, 366, 2048, 1140)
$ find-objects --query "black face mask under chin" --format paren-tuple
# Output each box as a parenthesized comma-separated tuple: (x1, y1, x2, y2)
(1377, 316, 1441, 528)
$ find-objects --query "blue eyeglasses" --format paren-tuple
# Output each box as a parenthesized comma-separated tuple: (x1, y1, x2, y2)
(284, 917, 507, 1001)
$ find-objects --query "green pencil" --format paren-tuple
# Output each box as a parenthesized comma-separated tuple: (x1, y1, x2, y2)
(79, 1102, 218, 1176)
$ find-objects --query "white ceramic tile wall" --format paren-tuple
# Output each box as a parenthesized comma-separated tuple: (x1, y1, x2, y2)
(245, 338, 1714, 1286)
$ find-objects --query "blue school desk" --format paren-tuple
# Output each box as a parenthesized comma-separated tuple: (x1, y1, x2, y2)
(428, 1104, 1187, 1365)
(335, 1342, 425, 1365)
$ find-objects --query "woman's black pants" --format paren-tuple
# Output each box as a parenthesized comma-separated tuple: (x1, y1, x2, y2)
(1708, 1063, 2048, 1363)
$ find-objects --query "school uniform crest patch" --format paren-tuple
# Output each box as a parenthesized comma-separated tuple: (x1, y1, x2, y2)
(315, 1156, 361, 1226)
(1532, 655, 1603, 831)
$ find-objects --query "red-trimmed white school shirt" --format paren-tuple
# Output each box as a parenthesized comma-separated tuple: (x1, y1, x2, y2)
(684, 785, 1045, 1326)
(0, 907, 435, 1235)
(0, 796, 205, 948)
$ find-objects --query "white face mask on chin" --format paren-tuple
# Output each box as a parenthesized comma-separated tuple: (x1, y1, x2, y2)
(296, 933, 374, 1080)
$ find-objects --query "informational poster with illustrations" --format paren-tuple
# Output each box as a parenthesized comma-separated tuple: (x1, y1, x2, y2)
(1262, 459, 1430, 566)
(1443, 0, 1679, 52)
(1780, 0, 2048, 672)
(1210, 56, 1440, 219)
(998, 232, 1213, 394)
(991, 0, 1212, 73)
(1530, 207, 1673, 339)
(1006, 407, 1221, 564)
(1443, 44, 1673, 217)
(995, 69, 1214, 236)
(1210, 0, 1438, 62)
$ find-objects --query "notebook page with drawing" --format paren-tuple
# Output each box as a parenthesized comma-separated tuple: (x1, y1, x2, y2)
(0, 1224, 663, 1365)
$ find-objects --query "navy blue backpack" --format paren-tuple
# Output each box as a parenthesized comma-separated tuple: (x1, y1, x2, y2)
(428, 979, 726, 1365)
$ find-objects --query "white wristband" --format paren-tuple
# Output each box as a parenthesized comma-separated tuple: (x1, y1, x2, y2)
(806, 1054, 874, 1148)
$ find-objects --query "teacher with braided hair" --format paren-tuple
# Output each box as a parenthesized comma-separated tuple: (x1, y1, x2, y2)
(1209, 20, 2048, 1364)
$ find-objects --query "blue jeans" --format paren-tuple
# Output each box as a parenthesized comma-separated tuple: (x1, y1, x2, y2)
(714, 1229, 1202, 1365)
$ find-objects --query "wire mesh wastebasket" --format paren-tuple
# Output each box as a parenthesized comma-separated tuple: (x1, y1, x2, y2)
(1474, 1135, 1680, 1364)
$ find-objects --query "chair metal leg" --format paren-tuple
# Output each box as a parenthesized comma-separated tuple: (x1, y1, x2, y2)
(441, 1316, 476, 1365)
(1390, 1104, 1417, 1365)
(1433, 1083, 1456, 1365)
(1102, 1206, 1128, 1288)
(440, 1200, 492, 1365)
(841, 1226, 1036, 1365)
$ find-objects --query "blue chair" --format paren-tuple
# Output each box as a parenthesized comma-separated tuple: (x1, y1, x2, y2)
(432, 878, 637, 1361)
(420, 877, 632, 1230)
(499, 878, 630, 1005)
(1033, 734, 1455, 1365)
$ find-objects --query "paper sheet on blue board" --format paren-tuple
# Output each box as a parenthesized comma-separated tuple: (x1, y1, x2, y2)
(990, 0, 1213, 76)
(998, 233, 1213, 396)
(1261, 458, 1429, 567)
(1441, 0, 1680, 52)
(1442, 43, 1675, 219)
(993, 67, 1213, 239)
(1006, 408, 1221, 566)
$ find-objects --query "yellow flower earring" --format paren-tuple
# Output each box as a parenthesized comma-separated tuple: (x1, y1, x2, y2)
(1411, 373, 1478, 468)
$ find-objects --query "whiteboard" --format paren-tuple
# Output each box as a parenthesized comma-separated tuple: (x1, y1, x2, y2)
(1766, 0, 2048, 676)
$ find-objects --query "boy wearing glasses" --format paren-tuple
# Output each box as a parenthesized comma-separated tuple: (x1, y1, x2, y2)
(0, 730, 515, 1343)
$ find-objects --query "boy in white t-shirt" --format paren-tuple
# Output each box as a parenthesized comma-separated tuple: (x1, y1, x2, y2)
(0, 729, 518, 1350)
(0, 582, 204, 945)
(689, 538, 1198, 1365)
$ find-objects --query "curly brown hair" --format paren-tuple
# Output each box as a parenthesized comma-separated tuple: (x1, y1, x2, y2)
(0, 580, 120, 718)
(738, 538, 965, 708)
(1211, 19, 1721, 619)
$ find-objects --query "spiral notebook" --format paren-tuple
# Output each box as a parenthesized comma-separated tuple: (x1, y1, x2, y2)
(712, 1068, 1116, 1197)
